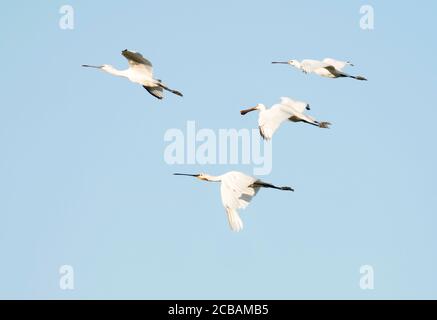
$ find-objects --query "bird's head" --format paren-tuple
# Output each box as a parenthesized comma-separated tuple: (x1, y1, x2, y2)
(196, 173, 210, 181)
(240, 103, 265, 115)
(287, 60, 300, 67)
(100, 64, 114, 72)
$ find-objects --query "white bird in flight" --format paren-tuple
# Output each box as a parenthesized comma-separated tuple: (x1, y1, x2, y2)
(272, 58, 367, 81)
(174, 171, 294, 232)
(82, 49, 183, 99)
(240, 97, 331, 140)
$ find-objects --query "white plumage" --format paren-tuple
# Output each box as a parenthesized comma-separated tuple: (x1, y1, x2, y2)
(272, 57, 367, 81)
(174, 171, 293, 232)
(220, 171, 259, 231)
(241, 97, 331, 140)
(82, 49, 183, 99)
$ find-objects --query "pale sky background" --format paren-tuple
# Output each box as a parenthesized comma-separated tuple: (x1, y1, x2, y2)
(1, 1, 436, 299)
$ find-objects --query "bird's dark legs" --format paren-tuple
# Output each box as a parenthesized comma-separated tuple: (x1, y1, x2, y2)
(158, 83, 183, 97)
(340, 73, 367, 81)
(301, 120, 319, 127)
(302, 120, 331, 129)
(252, 181, 294, 192)
(318, 121, 331, 128)
(351, 75, 368, 81)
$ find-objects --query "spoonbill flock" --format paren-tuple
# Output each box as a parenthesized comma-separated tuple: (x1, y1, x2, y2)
(83, 50, 367, 232)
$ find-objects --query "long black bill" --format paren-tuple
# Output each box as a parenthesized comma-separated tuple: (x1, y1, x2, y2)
(173, 173, 199, 177)
(271, 61, 289, 64)
(82, 64, 102, 68)
(240, 107, 257, 115)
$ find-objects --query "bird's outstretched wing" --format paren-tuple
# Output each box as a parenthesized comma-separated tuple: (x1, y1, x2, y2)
(143, 86, 163, 99)
(323, 58, 352, 71)
(258, 104, 294, 140)
(301, 59, 347, 77)
(220, 171, 259, 232)
(300, 59, 328, 73)
(122, 49, 153, 77)
(258, 107, 290, 140)
(279, 97, 318, 124)
(279, 97, 309, 113)
(258, 97, 308, 140)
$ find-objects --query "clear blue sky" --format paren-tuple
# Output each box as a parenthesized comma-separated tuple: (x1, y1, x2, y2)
(1, 1, 436, 299)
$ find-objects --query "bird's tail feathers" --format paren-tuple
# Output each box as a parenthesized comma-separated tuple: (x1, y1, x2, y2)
(226, 208, 243, 232)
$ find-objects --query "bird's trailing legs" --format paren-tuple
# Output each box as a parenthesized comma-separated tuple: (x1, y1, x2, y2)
(251, 181, 294, 192)
(339, 72, 367, 81)
(350, 75, 367, 81)
(289, 117, 331, 129)
(300, 119, 332, 129)
(158, 82, 183, 97)
(317, 121, 332, 128)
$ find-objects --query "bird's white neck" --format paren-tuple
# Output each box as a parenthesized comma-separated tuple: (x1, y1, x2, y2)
(103, 66, 128, 78)
(293, 61, 302, 70)
(204, 174, 222, 182)
(257, 104, 267, 112)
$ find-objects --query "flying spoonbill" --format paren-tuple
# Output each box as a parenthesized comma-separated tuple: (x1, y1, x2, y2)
(174, 171, 294, 232)
(240, 97, 331, 140)
(272, 58, 367, 81)
(82, 49, 183, 99)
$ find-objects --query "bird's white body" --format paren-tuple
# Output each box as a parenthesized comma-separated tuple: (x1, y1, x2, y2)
(83, 49, 183, 99)
(301, 60, 336, 78)
(241, 97, 331, 140)
(100, 65, 156, 87)
(174, 171, 293, 232)
(300, 59, 351, 78)
(125, 69, 155, 87)
(272, 58, 367, 81)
